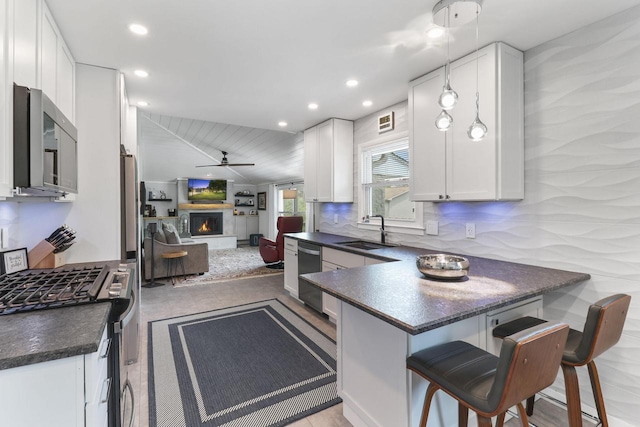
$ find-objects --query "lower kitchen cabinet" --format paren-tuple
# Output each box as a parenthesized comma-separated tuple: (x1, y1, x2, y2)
(283, 237, 299, 297)
(0, 324, 110, 426)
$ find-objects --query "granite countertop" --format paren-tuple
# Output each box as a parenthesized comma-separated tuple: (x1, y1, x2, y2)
(0, 260, 127, 371)
(0, 302, 111, 370)
(287, 232, 591, 335)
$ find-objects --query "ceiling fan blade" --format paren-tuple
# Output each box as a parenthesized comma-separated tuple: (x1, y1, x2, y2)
(217, 163, 255, 167)
(195, 164, 218, 168)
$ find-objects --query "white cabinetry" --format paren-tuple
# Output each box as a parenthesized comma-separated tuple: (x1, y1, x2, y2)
(283, 237, 299, 297)
(304, 118, 354, 202)
(409, 42, 523, 201)
(41, 2, 75, 120)
(235, 215, 258, 240)
(0, 0, 75, 198)
(1, 0, 13, 197)
(0, 325, 110, 426)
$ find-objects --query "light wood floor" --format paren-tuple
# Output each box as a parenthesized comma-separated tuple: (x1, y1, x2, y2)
(503, 397, 598, 427)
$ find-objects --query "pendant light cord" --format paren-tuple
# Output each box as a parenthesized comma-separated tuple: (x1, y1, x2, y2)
(445, 6, 451, 86)
(475, 5, 480, 109)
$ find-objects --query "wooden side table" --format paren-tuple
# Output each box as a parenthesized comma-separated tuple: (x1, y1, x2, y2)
(161, 250, 188, 285)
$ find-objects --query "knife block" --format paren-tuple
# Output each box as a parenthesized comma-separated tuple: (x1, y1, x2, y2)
(32, 251, 66, 269)
(28, 240, 57, 268)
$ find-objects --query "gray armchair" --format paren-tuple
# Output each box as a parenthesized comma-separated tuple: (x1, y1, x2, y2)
(143, 236, 209, 280)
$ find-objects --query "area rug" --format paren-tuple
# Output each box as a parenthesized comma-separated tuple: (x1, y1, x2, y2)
(148, 299, 341, 427)
(176, 247, 282, 287)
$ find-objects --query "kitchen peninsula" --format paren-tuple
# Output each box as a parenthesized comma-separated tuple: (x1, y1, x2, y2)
(290, 232, 590, 427)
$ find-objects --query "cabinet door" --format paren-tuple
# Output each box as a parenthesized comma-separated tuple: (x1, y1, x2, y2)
(0, 0, 12, 197)
(303, 127, 318, 202)
(284, 248, 298, 297)
(235, 216, 247, 240)
(56, 42, 75, 120)
(409, 67, 447, 201)
(447, 45, 497, 200)
(41, 7, 57, 101)
(13, 0, 38, 88)
(315, 120, 334, 202)
(321, 261, 340, 320)
(246, 216, 259, 236)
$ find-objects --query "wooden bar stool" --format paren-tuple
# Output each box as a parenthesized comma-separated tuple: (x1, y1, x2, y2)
(161, 250, 188, 285)
(407, 322, 569, 427)
(492, 294, 631, 427)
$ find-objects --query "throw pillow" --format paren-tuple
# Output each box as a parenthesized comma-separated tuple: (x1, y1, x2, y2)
(154, 229, 167, 244)
(162, 222, 182, 245)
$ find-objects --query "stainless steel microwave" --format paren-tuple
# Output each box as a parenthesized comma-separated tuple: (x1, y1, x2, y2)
(13, 84, 78, 196)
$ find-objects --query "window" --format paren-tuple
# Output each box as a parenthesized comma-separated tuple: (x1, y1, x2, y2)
(277, 185, 306, 230)
(359, 137, 423, 232)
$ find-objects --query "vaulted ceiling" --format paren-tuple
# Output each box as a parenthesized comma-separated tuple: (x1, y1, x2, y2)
(139, 113, 303, 184)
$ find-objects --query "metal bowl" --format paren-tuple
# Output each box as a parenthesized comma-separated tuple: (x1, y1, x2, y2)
(416, 254, 470, 280)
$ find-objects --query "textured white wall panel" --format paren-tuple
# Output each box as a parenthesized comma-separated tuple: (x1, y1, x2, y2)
(320, 5, 640, 424)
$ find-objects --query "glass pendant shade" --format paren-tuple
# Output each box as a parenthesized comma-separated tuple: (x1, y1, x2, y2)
(435, 110, 453, 131)
(438, 81, 458, 110)
(467, 115, 487, 141)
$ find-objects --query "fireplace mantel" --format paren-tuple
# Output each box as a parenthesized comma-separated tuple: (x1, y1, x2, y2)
(178, 203, 234, 210)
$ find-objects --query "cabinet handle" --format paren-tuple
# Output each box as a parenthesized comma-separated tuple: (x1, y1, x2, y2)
(100, 377, 112, 404)
(438, 195, 444, 200)
(99, 338, 112, 359)
(445, 195, 451, 200)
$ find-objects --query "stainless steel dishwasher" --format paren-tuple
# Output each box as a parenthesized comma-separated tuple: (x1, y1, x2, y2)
(297, 241, 323, 313)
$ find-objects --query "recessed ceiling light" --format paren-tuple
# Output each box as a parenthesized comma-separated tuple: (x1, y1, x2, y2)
(137, 101, 149, 107)
(134, 70, 149, 78)
(278, 121, 288, 127)
(308, 103, 318, 110)
(427, 27, 445, 39)
(346, 79, 359, 87)
(129, 24, 148, 35)
(362, 100, 373, 107)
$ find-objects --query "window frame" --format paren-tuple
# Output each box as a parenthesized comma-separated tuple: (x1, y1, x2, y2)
(357, 131, 424, 235)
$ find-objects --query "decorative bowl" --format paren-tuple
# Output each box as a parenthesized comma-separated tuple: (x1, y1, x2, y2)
(416, 254, 470, 280)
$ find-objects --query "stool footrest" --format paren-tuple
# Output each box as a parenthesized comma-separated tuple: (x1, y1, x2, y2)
(492, 316, 548, 339)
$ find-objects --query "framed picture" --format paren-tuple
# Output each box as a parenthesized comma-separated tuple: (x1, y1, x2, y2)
(257, 192, 267, 210)
(378, 111, 395, 133)
(1, 248, 29, 275)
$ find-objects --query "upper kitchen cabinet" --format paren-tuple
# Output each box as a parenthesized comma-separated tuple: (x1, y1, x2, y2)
(14, 0, 75, 121)
(409, 42, 523, 201)
(41, 2, 75, 121)
(1, 0, 11, 197)
(304, 118, 354, 203)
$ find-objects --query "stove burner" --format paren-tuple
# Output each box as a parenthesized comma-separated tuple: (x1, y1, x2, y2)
(0, 266, 109, 315)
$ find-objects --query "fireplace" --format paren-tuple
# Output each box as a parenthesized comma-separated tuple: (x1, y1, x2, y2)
(190, 212, 223, 236)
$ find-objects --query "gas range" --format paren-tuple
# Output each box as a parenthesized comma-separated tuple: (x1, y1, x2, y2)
(0, 264, 133, 317)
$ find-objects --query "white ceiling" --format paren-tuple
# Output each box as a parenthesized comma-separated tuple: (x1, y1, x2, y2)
(46, 0, 640, 183)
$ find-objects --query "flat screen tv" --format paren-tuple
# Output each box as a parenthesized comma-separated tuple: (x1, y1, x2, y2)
(187, 178, 227, 202)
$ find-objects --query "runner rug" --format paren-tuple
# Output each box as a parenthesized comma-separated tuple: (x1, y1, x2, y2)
(148, 299, 341, 427)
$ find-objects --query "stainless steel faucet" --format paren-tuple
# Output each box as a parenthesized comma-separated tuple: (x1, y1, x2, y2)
(370, 215, 386, 244)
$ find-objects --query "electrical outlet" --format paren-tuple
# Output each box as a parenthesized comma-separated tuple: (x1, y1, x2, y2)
(426, 220, 439, 236)
(465, 223, 476, 239)
(334, 214, 339, 224)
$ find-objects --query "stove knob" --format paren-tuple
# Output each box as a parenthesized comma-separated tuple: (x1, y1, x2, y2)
(108, 283, 123, 297)
(118, 264, 128, 272)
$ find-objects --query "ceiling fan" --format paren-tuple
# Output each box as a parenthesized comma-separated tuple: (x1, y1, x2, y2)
(196, 151, 255, 167)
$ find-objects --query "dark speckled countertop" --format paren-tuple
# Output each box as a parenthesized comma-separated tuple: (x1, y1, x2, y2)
(0, 260, 126, 370)
(0, 303, 111, 370)
(288, 232, 591, 335)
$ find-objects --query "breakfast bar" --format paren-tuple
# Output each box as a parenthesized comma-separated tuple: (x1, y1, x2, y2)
(293, 232, 590, 427)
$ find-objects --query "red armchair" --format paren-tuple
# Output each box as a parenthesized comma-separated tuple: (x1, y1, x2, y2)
(259, 216, 304, 266)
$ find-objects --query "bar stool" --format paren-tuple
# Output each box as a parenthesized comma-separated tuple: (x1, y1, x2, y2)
(492, 294, 631, 427)
(161, 250, 188, 285)
(407, 322, 569, 427)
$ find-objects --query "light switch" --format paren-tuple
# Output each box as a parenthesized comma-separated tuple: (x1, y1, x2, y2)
(334, 214, 339, 224)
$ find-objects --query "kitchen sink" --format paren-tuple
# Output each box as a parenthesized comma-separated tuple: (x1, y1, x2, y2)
(337, 240, 393, 250)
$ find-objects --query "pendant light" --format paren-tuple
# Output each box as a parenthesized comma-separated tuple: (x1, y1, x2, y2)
(467, 4, 487, 141)
(435, 110, 454, 131)
(438, 6, 457, 111)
